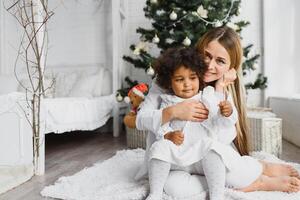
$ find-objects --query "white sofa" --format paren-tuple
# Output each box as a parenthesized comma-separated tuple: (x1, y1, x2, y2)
(269, 96, 300, 147)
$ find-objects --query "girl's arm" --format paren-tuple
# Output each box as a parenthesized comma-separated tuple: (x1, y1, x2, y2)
(215, 92, 238, 144)
(215, 92, 238, 125)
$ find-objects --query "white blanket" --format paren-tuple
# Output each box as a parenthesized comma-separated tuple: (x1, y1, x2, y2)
(41, 94, 115, 134)
(41, 149, 300, 200)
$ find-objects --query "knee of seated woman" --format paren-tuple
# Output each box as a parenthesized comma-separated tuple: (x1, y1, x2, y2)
(164, 171, 208, 198)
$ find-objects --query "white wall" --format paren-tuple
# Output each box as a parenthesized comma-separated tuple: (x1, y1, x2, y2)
(124, 0, 153, 85)
(295, 1, 300, 94)
(47, 0, 112, 68)
(238, 0, 264, 106)
(0, 0, 113, 76)
(0, 2, 23, 75)
(263, 0, 298, 100)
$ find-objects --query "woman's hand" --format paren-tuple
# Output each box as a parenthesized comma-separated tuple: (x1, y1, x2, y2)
(219, 100, 233, 117)
(215, 68, 237, 92)
(171, 99, 209, 122)
(164, 131, 184, 145)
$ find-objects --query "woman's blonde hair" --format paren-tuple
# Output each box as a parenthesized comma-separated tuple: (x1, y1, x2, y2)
(196, 26, 250, 156)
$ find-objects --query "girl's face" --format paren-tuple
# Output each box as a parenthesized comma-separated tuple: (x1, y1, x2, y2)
(171, 66, 200, 98)
(203, 40, 231, 83)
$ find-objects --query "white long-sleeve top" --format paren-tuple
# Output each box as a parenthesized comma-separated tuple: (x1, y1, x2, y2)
(135, 81, 238, 180)
(149, 86, 239, 167)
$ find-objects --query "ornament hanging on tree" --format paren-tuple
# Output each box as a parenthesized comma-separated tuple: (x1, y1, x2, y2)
(146, 65, 155, 76)
(150, 0, 158, 4)
(182, 36, 191, 46)
(116, 93, 123, 102)
(152, 34, 160, 44)
(169, 11, 177, 20)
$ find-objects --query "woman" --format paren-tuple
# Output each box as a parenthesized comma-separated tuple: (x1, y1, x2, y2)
(136, 26, 300, 199)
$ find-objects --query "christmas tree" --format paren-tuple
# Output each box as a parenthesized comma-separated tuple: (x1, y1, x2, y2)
(116, 0, 267, 102)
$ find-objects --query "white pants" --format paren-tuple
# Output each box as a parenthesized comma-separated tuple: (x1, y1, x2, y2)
(164, 156, 263, 198)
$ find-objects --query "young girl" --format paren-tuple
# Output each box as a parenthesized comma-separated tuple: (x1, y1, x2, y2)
(136, 26, 300, 199)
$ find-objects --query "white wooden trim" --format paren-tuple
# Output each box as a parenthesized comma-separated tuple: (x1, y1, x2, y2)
(112, 0, 128, 137)
(0, 3, 6, 75)
(34, 0, 46, 175)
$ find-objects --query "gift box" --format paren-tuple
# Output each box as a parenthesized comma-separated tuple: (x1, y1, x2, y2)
(247, 107, 282, 157)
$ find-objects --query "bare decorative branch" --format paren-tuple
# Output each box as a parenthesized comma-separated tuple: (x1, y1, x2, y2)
(5, 0, 54, 172)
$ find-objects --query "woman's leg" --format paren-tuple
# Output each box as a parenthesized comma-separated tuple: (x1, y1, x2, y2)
(146, 158, 171, 200)
(239, 175, 300, 193)
(200, 150, 226, 200)
(260, 161, 300, 178)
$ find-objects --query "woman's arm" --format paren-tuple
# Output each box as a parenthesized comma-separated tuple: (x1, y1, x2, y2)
(136, 81, 164, 134)
(136, 81, 209, 136)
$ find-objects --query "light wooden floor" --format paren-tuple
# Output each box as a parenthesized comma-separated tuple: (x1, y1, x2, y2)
(1, 130, 300, 200)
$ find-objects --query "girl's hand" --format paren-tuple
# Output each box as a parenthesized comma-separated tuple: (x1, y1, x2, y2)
(164, 131, 184, 145)
(171, 99, 209, 122)
(215, 68, 237, 92)
(219, 100, 233, 117)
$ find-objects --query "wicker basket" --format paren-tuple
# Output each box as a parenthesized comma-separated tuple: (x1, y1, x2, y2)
(126, 127, 147, 149)
(247, 108, 282, 157)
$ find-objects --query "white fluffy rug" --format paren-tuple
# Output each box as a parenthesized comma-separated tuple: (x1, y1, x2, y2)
(41, 149, 300, 200)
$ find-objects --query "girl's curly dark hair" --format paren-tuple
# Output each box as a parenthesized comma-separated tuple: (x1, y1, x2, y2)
(153, 47, 207, 93)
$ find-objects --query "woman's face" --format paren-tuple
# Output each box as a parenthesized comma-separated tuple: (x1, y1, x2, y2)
(203, 40, 231, 83)
(171, 66, 200, 99)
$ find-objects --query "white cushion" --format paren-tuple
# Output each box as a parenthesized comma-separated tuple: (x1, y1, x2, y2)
(54, 71, 80, 97)
(68, 73, 99, 98)
(93, 68, 112, 97)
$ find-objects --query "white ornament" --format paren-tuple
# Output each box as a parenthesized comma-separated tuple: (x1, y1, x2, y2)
(237, 6, 242, 15)
(152, 34, 160, 43)
(197, 5, 208, 18)
(156, 9, 164, 16)
(147, 65, 155, 76)
(227, 22, 239, 31)
(133, 41, 148, 55)
(133, 48, 140, 55)
(150, 0, 158, 4)
(169, 11, 177, 20)
(183, 11, 186, 14)
(214, 21, 223, 27)
(124, 96, 131, 104)
(182, 36, 191, 46)
(116, 93, 123, 102)
(253, 63, 259, 70)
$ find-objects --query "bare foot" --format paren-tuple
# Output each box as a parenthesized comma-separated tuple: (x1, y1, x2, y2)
(240, 175, 300, 193)
(260, 161, 300, 178)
